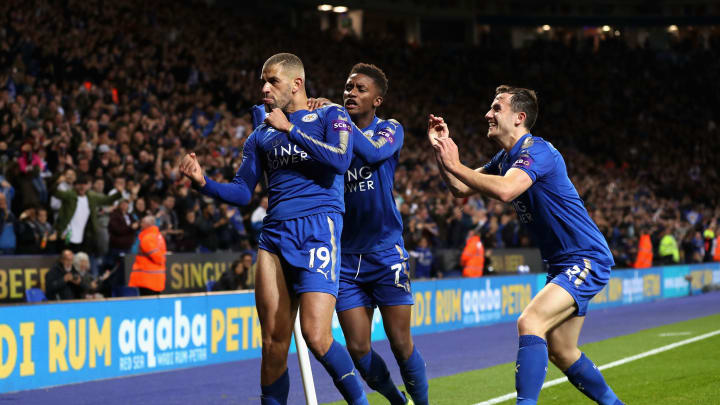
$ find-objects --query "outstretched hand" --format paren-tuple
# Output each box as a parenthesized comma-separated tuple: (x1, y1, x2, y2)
(265, 108, 292, 132)
(427, 114, 450, 147)
(179, 153, 206, 187)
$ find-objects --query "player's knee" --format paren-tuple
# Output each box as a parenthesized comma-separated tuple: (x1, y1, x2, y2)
(301, 328, 332, 357)
(262, 336, 290, 354)
(388, 332, 413, 361)
(516, 312, 536, 335)
(345, 339, 371, 360)
(548, 345, 579, 370)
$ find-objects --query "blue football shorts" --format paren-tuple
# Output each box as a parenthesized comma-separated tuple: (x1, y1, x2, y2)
(336, 243, 414, 312)
(258, 212, 342, 296)
(547, 257, 611, 316)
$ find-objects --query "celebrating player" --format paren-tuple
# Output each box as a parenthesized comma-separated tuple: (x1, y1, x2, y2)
(308, 63, 429, 404)
(429, 86, 624, 405)
(180, 53, 367, 405)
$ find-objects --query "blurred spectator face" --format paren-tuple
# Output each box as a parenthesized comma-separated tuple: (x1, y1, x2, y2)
(185, 211, 196, 224)
(260, 196, 268, 209)
(37, 209, 48, 223)
(74, 179, 90, 195)
(114, 177, 125, 191)
(241, 254, 253, 270)
(118, 200, 129, 213)
(163, 196, 175, 210)
(135, 198, 146, 213)
(76, 257, 90, 274)
(0, 194, 6, 211)
(343, 73, 382, 118)
(261, 64, 295, 112)
(64, 169, 76, 184)
(60, 250, 74, 269)
(78, 158, 90, 173)
(93, 178, 104, 193)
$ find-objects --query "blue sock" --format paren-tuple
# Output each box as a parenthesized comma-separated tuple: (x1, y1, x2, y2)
(317, 340, 368, 404)
(355, 349, 406, 404)
(564, 353, 623, 405)
(261, 368, 289, 405)
(515, 335, 548, 405)
(398, 346, 429, 405)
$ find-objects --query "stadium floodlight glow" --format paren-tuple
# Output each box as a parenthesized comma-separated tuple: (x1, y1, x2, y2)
(668, 24, 679, 32)
(542, 25, 551, 31)
(332, 6, 348, 13)
(602, 25, 611, 32)
(614, 30, 621, 36)
(317, 4, 333, 11)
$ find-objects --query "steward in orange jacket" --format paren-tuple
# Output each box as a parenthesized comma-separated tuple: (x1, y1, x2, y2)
(129, 217, 167, 293)
(633, 233, 653, 268)
(461, 232, 485, 278)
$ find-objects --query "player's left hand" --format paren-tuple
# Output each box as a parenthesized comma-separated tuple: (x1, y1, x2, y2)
(307, 98, 331, 111)
(433, 136, 461, 171)
(265, 108, 292, 132)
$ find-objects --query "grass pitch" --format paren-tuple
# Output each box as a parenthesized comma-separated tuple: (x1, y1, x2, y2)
(325, 313, 720, 404)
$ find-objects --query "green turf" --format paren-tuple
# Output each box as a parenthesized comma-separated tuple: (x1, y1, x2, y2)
(324, 313, 720, 404)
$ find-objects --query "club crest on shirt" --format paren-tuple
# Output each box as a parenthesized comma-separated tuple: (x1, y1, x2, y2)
(302, 113, 318, 122)
(363, 129, 374, 138)
(521, 136, 534, 149)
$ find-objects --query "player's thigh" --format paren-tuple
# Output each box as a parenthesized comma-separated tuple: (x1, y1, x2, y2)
(518, 283, 576, 337)
(298, 291, 337, 352)
(338, 306, 374, 358)
(255, 248, 297, 342)
(380, 304, 414, 361)
(547, 315, 585, 370)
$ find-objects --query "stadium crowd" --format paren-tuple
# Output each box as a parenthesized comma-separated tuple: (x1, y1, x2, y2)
(1, 0, 719, 296)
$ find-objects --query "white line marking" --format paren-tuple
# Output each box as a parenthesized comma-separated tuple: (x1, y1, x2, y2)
(472, 329, 720, 405)
(658, 332, 692, 337)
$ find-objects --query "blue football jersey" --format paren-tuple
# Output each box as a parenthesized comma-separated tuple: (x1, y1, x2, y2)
(483, 134, 614, 267)
(200, 104, 353, 221)
(342, 116, 404, 254)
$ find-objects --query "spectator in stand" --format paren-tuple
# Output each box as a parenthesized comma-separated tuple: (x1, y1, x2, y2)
(212, 253, 253, 291)
(74, 251, 110, 298)
(658, 225, 680, 265)
(461, 228, 485, 278)
(16, 207, 42, 254)
(52, 174, 122, 253)
(409, 236, 434, 279)
(0, 193, 17, 254)
(128, 215, 167, 295)
(156, 195, 181, 251)
(36, 207, 58, 254)
(45, 249, 84, 300)
(50, 168, 75, 219)
(0, 176, 14, 214)
(108, 199, 138, 260)
(176, 210, 200, 252)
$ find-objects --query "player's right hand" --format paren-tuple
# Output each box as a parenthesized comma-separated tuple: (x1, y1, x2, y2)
(428, 114, 450, 147)
(179, 153, 206, 187)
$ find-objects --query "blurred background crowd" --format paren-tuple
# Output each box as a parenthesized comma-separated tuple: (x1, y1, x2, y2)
(1, 0, 719, 294)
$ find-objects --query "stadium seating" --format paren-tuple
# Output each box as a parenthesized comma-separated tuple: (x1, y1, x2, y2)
(25, 288, 47, 303)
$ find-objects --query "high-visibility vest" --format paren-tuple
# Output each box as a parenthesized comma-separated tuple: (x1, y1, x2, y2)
(633, 234, 653, 268)
(461, 235, 484, 278)
(129, 225, 167, 292)
(714, 236, 720, 262)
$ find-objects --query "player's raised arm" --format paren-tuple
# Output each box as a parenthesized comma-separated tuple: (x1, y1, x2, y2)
(267, 105, 353, 174)
(352, 119, 403, 164)
(429, 114, 481, 197)
(180, 132, 262, 207)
